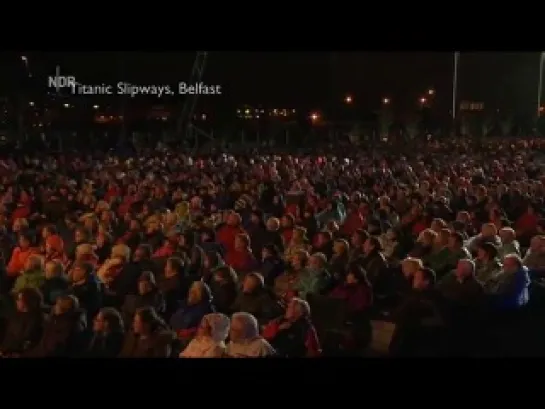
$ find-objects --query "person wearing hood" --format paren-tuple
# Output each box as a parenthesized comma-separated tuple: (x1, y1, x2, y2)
(25, 294, 88, 357)
(180, 313, 230, 358)
(119, 306, 176, 358)
(0, 288, 45, 357)
(474, 242, 502, 285)
(170, 281, 215, 344)
(233, 272, 282, 325)
(485, 254, 530, 311)
(226, 312, 276, 358)
(42, 260, 70, 308)
(121, 271, 165, 327)
(86, 307, 125, 358)
(12, 254, 46, 294)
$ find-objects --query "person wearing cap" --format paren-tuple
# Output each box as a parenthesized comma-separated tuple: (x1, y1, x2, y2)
(474, 242, 502, 285)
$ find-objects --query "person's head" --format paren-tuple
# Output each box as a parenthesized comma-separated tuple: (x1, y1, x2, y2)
(74, 226, 89, 244)
(138, 271, 156, 295)
(213, 266, 238, 286)
(261, 244, 279, 260)
(430, 218, 447, 233)
(75, 243, 94, 261)
(435, 229, 450, 248)
(481, 223, 497, 238)
(45, 260, 64, 279)
(133, 244, 151, 262)
(133, 307, 164, 336)
(292, 227, 307, 244)
(165, 256, 184, 278)
(281, 214, 295, 229)
(53, 294, 79, 316)
(111, 244, 131, 263)
(291, 250, 309, 270)
(15, 287, 43, 313)
(333, 239, 349, 255)
(242, 272, 264, 294)
(455, 259, 475, 281)
(316, 231, 332, 247)
(229, 312, 259, 343)
(226, 211, 241, 227)
(448, 232, 464, 250)
(93, 307, 124, 334)
(530, 235, 545, 253)
(250, 210, 262, 225)
(346, 263, 369, 286)
(285, 297, 311, 322)
(45, 235, 64, 255)
(24, 254, 44, 273)
(413, 267, 436, 291)
(503, 254, 523, 274)
(499, 227, 516, 245)
(351, 229, 368, 248)
(477, 242, 498, 262)
(308, 252, 327, 271)
(401, 257, 423, 278)
(18, 231, 33, 249)
(197, 313, 230, 343)
(71, 261, 93, 284)
(266, 217, 280, 232)
(234, 233, 250, 251)
(363, 236, 382, 255)
(13, 218, 29, 233)
(41, 224, 57, 240)
(417, 229, 437, 247)
(187, 281, 211, 306)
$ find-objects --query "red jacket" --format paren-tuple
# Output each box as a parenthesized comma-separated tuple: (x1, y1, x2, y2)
(330, 283, 373, 312)
(216, 225, 245, 254)
(225, 249, 257, 274)
(341, 211, 365, 236)
(262, 318, 321, 357)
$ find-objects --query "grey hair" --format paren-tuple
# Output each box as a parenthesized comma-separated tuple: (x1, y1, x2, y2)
(459, 258, 475, 274)
(201, 313, 230, 343)
(291, 297, 311, 318)
(504, 253, 523, 268)
(231, 312, 259, 340)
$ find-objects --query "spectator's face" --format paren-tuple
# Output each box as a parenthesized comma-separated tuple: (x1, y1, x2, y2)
(44, 262, 57, 279)
(476, 248, 488, 261)
(129, 220, 140, 230)
(333, 241, 344, 254)
(188, 284, 202, 305)
(285, 300, 298, 321)
(261, 248, 272, 260)
(503, 258, 519, 275)
(197, 319, 212, 338)
(138, 280, 152, 295)
(455, 261, 471, 280)
(280, 216, 290, 228)
(72, 265, 86, 283)
(94, 312, 106, 333)
(19, 236, 30, 249)
(229, 317, 245, 342)
(134, 247, 145, 261)
(227, 214, 238, 226)
(75, 230, 85, 243)
(41, 228, 50, 239)
(346, 272, 357, 285)
(412, 270, 428, 290)
(350, 233, 361, 248)
(308, 256, 322, 271)
(242, 276, 257, 294)
(250, 214, 260, 224)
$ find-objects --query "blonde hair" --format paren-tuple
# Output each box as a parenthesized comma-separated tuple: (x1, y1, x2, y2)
(111, 244, 131, 261)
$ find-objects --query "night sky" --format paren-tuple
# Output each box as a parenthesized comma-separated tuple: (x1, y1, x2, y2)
(0, 51, 542, 117)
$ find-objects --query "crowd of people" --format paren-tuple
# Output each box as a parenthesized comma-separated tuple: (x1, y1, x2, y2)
(0, 136, 544, 357)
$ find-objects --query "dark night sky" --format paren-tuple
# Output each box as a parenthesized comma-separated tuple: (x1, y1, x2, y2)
(0, 51, 542, 117)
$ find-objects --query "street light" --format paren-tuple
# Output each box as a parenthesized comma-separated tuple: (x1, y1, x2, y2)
(93, 105, 99, 109)
(310, 112, 319, 122)
(63, 103, 70, 108)
(28, 101, 34, 107)
(427, 89, 435, 96)
(419, 97, 427, 104)
(382, 97, 390, 105)
(344, 95, 353, 104)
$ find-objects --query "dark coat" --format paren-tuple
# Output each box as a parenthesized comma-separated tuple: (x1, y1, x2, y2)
(86, 331, 125, 358)
(25, 309, 88, 357)
(41, 276, 70, 307)
(231, 288, 282, 325)
(70, 276, 103, 323)
(119, 328, 176, 358)
(0, 311, 45, 355)
(209, 280, 238, 315)
(121, 290, 166, 327)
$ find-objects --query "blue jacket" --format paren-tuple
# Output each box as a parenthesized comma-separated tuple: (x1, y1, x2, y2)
(169, 301, 214, 331)
(489, 266, 530, 311)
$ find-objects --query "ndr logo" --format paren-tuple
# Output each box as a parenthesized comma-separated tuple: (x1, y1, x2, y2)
(47, 66, 76, 90)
